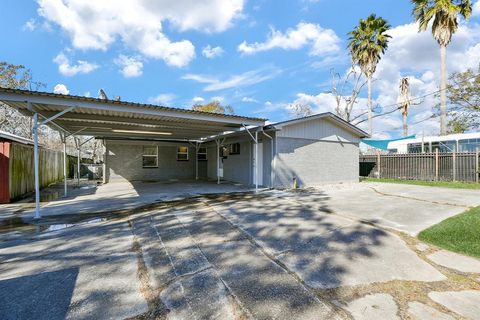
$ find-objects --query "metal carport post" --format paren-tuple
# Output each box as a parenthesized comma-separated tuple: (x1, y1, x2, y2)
(242, 125, 259, 193)
(30, 104, 76, 219)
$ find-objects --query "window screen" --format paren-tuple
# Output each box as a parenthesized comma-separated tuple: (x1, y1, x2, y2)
(142, 146, 158, 168)
(229, 143, 240, 155)
(177, 146, 189, 161)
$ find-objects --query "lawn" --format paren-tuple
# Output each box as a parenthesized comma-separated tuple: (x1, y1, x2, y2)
(418, 206, 480, 258)
(362, 177, 480, 190)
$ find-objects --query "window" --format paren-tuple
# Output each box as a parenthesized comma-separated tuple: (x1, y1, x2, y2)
(177, 146, 189, 161)
(229, 143, 240, 155)
(142, 146, 158, 168)
(197, 147, 207, 161)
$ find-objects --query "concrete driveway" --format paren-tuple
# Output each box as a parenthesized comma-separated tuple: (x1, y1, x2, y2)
(1, 182, 479, 319)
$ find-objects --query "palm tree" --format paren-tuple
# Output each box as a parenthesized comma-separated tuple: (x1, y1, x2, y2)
(348, 14, 391, 136)
(411, 0, 472, 135)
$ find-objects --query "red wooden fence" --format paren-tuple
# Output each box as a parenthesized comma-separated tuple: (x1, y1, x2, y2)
(0, 142, 10, 203)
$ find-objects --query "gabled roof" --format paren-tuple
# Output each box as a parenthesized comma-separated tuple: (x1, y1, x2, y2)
(0, 87, 266, 141)
(267, 112, 369, 138)
(0, 129, 34, 145)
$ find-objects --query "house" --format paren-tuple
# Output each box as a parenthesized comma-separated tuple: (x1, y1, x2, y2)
(105, 113, 368, 188)
(0, 88, 367, 216)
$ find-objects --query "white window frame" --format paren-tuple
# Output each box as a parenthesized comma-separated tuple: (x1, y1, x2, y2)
(142, 146, 158, 168)
(177, 146, 189, 161)
(197, 147, 207, 161)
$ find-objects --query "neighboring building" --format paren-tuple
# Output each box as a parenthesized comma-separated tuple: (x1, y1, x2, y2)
(105, 113, 368, 188)
(387, 132, 480, 154)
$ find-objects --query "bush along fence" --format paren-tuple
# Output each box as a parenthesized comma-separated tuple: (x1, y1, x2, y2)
(0, 141, 78, 203)
(360, 150, 480, 183)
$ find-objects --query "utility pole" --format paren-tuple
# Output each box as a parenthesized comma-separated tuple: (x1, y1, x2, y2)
(398, 77, 411, 137)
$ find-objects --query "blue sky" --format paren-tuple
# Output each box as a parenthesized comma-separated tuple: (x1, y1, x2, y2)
(1, 0, 480, 138)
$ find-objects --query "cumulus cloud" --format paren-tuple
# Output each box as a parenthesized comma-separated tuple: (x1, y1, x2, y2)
(36, 0, 244, 67)
(114, 55, 143, 78)
(53, 53, 98, 76)
(182, 68, 281, 92)
(192, 96, 205, 103)
(238, 22, 340, 56)
(149, 93, 176, 106)
(202, 45, 224, 58)
(53, 83, 69, 95)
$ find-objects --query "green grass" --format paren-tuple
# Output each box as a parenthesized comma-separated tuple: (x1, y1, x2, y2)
(418, 206, 480, 258)
(362, 177, 480, 190)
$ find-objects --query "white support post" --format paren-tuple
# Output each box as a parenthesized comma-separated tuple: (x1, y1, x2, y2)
(33, 111, 41, 219)
(62, 134, 68, 197)
(255, 131, 258, 193)
(75, 138, 81, 188)
(103, 139, 107, 184)
(216, 139, 220, 185)
(195, 142, 200, 181)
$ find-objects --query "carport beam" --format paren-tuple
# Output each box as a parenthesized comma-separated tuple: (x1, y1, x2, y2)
(33, 111, 41, 219)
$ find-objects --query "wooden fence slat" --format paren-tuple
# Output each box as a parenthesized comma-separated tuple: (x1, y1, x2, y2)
(360, 151, 478, 183)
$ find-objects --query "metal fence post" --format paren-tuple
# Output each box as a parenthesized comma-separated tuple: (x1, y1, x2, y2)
(452, 151, 456, 182)
(435, 149, 439, 181)
(377, 152, 381, 178)
(476, 150, 479, 184)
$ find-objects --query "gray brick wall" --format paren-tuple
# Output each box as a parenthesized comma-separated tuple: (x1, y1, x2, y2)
(274, 137, 359, 188)
(106, 141, 204, 182)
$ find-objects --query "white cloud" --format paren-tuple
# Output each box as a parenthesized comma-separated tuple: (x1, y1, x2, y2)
(149, 93, 176, 105)
(202, 45, 224, 58)
(238, 22, 340, 56)
(192, 96, 205, 103)
(23, 18, 37, 31)
(182, 68, 281, 91)
(37, 0, 244, 67)
(114, 55, 143, 78)
(53, 83, 69, 95)
(211, 96, 225, 102)
(241, 96, 258, 103)
(53, 53, 99, 76)
(473, 1, 480, 17)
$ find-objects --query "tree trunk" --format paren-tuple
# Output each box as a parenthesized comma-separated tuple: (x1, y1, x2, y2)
(440, 44, 447, 135)
(367, 76, 373, 136)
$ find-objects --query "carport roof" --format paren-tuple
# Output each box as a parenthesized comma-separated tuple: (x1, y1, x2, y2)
(0, 88, 266, 141)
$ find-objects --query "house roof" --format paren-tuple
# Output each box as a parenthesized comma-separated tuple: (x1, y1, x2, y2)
(203, 112, 369, 143)
(0, 87, 266, 141)
(267, 112, 369, 138)
(0, 129, 34, 145)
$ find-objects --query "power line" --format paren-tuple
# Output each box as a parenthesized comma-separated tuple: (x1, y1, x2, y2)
(352, 73, 478, 126)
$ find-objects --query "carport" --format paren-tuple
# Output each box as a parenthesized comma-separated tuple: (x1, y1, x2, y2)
(0, 88, 265, 218)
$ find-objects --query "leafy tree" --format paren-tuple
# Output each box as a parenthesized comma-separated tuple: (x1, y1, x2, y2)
(411, 0, 472, 135)
(446, 67, 480, 133)
(192, 100, 234, 114)
(348, 14, 391, 136)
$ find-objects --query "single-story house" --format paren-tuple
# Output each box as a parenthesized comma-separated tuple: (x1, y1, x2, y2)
(105, 113, 368, 188)
(0, 88, 368, 216)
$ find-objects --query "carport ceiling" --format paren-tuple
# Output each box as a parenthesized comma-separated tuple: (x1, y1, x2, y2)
(0, 88, 265, 141)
